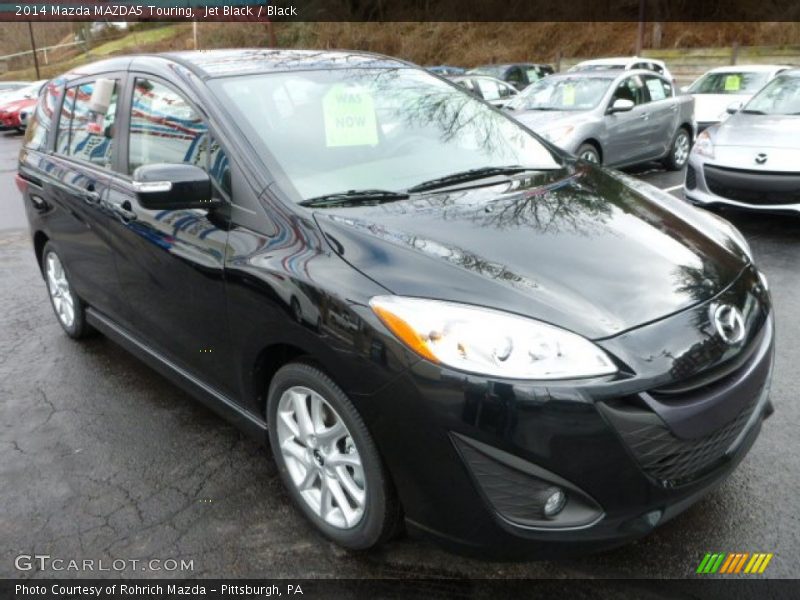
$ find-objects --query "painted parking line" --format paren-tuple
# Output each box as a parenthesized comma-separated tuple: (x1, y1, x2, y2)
(661, 184, 684, 193)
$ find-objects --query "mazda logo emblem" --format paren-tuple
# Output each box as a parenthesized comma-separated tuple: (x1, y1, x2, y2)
(712, 304, 746, 344)
(755, 153, 768, 165)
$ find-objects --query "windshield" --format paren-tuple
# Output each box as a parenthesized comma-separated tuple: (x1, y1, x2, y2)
(688, 71, 770, 95)
(506, 76, 613, 111)
(469, 66, 505, 78)
(743, 74, 800, 115)
(211, 68, 558, 201)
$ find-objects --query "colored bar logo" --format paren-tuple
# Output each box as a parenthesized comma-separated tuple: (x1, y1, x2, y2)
(696, 552, 774, 574)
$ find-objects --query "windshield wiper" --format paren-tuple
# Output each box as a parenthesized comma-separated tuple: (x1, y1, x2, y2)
(299, 189, 410, 208)
(407, 165, 533, 193)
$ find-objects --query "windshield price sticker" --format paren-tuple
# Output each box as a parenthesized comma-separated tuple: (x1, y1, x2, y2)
(562, 84, 576, 105)
(724, 74, 742, 91)
(323, 84, 379, 147)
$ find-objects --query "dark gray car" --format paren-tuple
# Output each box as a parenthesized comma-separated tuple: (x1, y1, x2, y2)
(506, 69, 695, 169)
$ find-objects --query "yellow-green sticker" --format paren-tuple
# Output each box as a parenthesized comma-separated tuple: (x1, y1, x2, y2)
(724, 74, 742, 92)
(322, 84, 378, 147)
(562, 83, 576, 105)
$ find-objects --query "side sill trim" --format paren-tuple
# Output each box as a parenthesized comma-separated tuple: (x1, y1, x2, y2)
(86, 308, 267, 441)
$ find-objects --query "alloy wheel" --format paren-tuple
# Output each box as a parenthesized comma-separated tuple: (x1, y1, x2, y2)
(46, 252, 75, 328)
(673, 131, 690, 167)
(276, 385, 366, 529)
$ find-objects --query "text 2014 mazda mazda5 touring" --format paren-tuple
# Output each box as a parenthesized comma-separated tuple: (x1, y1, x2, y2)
(18, 50, 774, 558)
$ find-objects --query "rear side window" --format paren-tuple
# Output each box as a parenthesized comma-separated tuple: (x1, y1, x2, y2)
(644, 76, 672, 101)
(476, 78, 501, 101)
(24, 81, 59, 152)
(55, 79, 119, 169)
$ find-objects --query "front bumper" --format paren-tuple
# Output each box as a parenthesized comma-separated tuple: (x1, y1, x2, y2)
(364, 266, 773, 557)
(685, 153, 800, 213)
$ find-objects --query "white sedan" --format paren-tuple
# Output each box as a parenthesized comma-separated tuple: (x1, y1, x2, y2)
(684, 64, 791, 131)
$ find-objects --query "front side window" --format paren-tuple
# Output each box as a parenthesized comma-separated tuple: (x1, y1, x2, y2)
(688, 71, 770, 95)
(129, 78, 230, 197)
(507, 76, 613, 112)
(612, 76, 647, 105)
(211, 68, 558, 201)
(55, 79, 118, 168)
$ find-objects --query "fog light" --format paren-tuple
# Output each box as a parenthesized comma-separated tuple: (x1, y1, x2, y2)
(543, 488, 566, 518)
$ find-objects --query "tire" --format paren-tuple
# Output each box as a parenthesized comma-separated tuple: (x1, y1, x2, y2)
(576, 143, 601, 165)
(42, 242, 92, 339)
(663, 127, 691, 171)
(267, 362, 401, 550)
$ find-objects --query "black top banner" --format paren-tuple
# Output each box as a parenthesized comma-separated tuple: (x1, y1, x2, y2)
(3, 0, 800, 22)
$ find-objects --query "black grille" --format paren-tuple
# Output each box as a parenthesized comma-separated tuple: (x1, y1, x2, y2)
(704, 165, 800, 205)
(600, 400, 757, 486)
(685, 165, 697, 190)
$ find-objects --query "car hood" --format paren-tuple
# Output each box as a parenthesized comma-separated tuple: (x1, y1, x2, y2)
(313, 165, 748, 340)
(714, 112, 800, 149)
(0, 98, 34, 113)
(692, 93, 751, 122)
(510, 109, 592, 132)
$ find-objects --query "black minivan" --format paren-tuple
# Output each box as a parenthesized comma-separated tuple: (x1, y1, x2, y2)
(18, 49, 773, 557)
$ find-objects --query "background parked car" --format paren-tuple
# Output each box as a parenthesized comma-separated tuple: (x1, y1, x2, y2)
(448, 74, 519, 108)
(467, 63, 554, 90)
(686, 69, 800, 212)
(0, 80, 46, 132)
(684, 64, 791, 131)
(426, 65, 466, 76)
(569, 56, 675, 84)
(507, 69, 694, 169)
(0, 81, 31, 102)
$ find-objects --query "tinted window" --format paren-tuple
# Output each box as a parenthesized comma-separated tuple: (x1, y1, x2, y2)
(612, 76, 647, 105)
(688, 71, 771, 95)
(476, 78, 501, 101)
(505, 68, 523, 86)
(130, 78, 230, 196)
(24, 80, 60, 152)
(507, 76, 613, 111)
(129, 78, 207, 172)
(498, 82, 516, 98)
(211, 68, 558, 201)
(644, 76, 671, 101)
(55, 80, 118, 168)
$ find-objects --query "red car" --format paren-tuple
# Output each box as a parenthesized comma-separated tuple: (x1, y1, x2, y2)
(0, 81, 45, 132)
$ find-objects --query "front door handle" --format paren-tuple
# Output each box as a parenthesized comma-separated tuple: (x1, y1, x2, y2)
(110, 199, 138, 222)
(641, 112, 650, 120)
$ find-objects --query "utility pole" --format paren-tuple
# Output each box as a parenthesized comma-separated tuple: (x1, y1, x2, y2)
(635, 0, 646, 56)
(28, 22, 41, 80)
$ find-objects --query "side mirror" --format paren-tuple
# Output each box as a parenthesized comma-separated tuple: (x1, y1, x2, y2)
(726, 101, 744, 114)
(132, 163, 219, 210)
(609, 98, 635, 113)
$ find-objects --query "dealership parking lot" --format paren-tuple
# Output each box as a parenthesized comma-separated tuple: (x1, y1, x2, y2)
(1, 129, 798, 579)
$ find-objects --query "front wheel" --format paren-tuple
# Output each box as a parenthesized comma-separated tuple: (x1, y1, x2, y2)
(576, 143, 601, 165)
(664, 128, 691, 171)
(267, 362, 401, 550)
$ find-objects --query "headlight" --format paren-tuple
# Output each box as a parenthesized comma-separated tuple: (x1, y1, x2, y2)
(541, 124, 575, 145)
(692, 130, 714, 159)
(370, 296, 617, 379)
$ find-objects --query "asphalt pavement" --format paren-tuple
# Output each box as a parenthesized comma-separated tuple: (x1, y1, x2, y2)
(1, 130, 798, 581)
